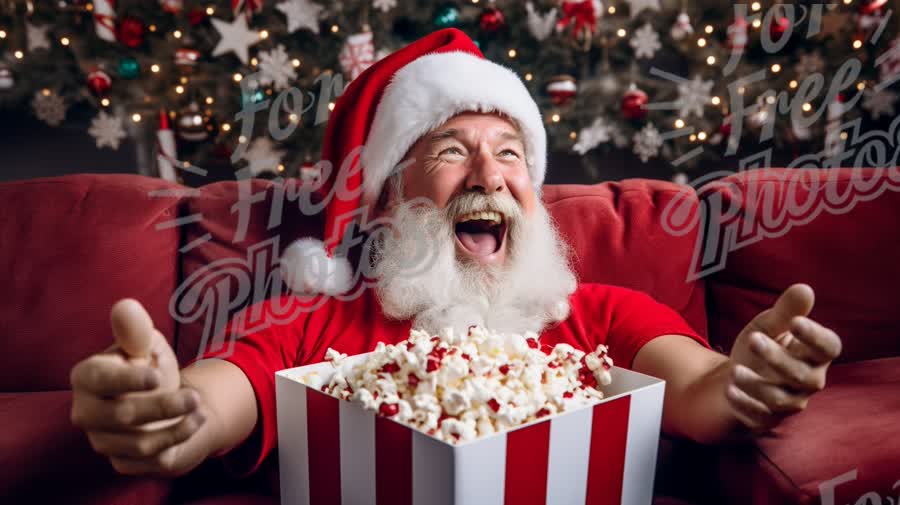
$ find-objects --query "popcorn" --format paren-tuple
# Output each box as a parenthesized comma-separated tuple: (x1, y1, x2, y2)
(316, 326, 614, 444)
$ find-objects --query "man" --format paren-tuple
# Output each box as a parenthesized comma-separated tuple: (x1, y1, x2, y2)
(70, 29, 841, 485)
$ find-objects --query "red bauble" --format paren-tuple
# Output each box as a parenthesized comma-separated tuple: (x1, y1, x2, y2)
(546, 75, 578, 106)
(859, 0, 888, 15)
(87, 69, 112, 96)
(187, 7, 207, 26)
(769, 15, 790, 41)
(479, 7, 505, 34)
(116, 16, 144, 48)
(620, 87, 648, 120)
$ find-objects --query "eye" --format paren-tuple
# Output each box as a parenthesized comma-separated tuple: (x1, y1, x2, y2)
(499, 149, 520, 158)
(439, 146, 464, 156)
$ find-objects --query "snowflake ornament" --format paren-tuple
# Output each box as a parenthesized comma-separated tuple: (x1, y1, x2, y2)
(862, 87, 899, 119)
(794, 52, 824, 81)
(626, 0, 660, 19)
(525, 2, 558, 41)
(26, 23, 50, 51)
(573, 117, 612, 155)
(633, 123, 663, 162)
(243, 137, 286, 176)
(32, 91, 65, 126)
(372, 0, 396, 13)
(88, 111, 127, 150)
(277, 0, 324, 34)
(630, 23, 661, 59)
(675, 75, 714, 119)
(258, 45, 297, 90)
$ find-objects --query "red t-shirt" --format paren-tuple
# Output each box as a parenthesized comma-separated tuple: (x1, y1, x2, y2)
(193, 283, 707, 483)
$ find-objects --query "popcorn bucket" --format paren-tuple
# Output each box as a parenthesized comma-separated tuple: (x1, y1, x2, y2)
(276, 352, 666, 505)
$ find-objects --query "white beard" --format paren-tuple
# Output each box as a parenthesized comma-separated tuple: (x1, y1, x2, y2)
(371, 192, 577, 336)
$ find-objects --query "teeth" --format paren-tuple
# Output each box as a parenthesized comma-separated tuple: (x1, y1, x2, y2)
(457, 211, 503, 225)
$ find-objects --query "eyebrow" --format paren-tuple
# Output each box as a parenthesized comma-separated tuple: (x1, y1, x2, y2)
(427, 128, 525, 146)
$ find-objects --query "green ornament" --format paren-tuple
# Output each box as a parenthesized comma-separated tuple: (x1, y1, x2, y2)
(117, 57, 140, 80)
(433, 4, 461, 28)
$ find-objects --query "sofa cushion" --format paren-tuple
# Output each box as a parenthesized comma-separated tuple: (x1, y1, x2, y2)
(701, 168, 900, 362)
(0, 174, 182, 391)
(173, 179, 322, 364)
(0, 390, 172, 505)
(714, 356, 900, 505)
(543, 181, 708, 338)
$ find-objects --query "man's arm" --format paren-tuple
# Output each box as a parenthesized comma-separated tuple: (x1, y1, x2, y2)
(631, 284, 842, 444)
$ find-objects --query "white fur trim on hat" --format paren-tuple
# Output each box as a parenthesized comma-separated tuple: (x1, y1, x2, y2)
(360, 51, 547, 206)
(281, 237, 354, 295)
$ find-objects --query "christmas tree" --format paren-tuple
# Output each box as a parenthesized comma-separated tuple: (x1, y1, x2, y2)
(1, 0, 898, 186)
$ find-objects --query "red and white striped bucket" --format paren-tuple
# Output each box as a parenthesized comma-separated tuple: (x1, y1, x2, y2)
(276, 353, 665, 505)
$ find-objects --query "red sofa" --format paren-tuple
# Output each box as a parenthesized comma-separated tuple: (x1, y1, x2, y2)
(1, 168, 897, 505)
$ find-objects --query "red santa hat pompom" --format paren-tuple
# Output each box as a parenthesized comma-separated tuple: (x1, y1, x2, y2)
(282, 28, 547, 295)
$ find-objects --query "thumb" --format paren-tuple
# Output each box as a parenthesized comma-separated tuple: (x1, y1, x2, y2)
(110, 299, 156, 359)
(752, 283, 815, 338)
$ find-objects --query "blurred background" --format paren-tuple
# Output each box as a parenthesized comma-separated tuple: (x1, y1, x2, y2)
(0, 0, 898, 187)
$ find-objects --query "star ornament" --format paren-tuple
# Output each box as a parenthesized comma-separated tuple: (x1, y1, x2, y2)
(211, 16, 262, 64)
(277, 0, 324, 34)
(27, 23, 51, 51)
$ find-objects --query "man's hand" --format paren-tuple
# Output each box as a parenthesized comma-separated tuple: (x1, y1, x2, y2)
(70, 299, 213, 477)
(727, 284, 842, 433)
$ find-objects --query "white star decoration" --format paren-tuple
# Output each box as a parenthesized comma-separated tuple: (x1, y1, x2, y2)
(675, 75, 714, 119)
(258, 44, 297, 90)
(276, 0, 324, 34)
(626, 0, 660, 19)
(26, 23, 50, 51)
(243, 137, 286, 176)
(573, 117, 612, 155)
(211, 15, 262, 64)
(88, 111, 127, 150)
(630, 23, 661, 59)
(525, 2, 558, 41)
(862, 88, 899, 120)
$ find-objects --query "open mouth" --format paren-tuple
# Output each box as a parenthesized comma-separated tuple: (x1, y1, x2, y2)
(453, 211, 507, 258)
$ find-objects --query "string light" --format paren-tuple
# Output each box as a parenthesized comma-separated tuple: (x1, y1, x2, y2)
(738, 86, 746, 95)
(569, 131, 577, 139)
(205, 96, 215, 104)
(698, 131, 708, 141)
(840, 132, 849, 140)
(238, 135, 247, 143)
(60, 37, 70, 46)
(711, 96, 721, 105)
(180, 76, 188, 84)
(14, 50, 23, 59)
(766, 95, 776, 104)
(675, 119, 685, 128)
(173, 29, 182, 39)
(697, 38, 707, 47)
(132, 113, 142, 123)
(853, 39, 863, 49)
(100, 98, 110, 107)
(259, 29, 269, 39)
(707, 55, 716, 65)
(771, 63, 781, 73)
(525, 73, 533, 81)
(331, 24, 339, 33)
(789, 80, 798, 89)
(608, 6, 616, 14)
(85, 3, 93, 11)
(328, 102, 336, 111)
(292, 58, 301, 68)
(551, 113, 560, 122)
(843, 0, 852, 4)
(151, 64, 160, 73)
(41, 88, 50, 96)
(802, 102, 812, 112)
(857, 81, 866, 91)
(617, 28, 627, 37)
(704, 25, 713, 34)
(251, 57, 258, 66)
(752, 18, 762, 29)
(221, 123, 231, 132)
(751, 2, 761, 11)
(289, 113, 299, 123)
(206, 6, 215, 15)
(149, 24, 156, 32)
(507, 48, 517, 58)
(278, 164, 286, 172)
(233, 72, 243, 82)
(689, 134, 697, 142)
(0, 30, 6, 39)
(175, 85, 185, 94)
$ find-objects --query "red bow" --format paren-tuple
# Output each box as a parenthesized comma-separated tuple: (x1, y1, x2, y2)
(556, 0, 597, 39)
(232, 0, 263, 17)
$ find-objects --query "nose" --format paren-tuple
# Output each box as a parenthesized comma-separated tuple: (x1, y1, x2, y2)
(465, 147, 506, 195)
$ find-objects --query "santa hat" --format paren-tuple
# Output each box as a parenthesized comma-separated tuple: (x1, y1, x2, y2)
(281, 28, 547, 295)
